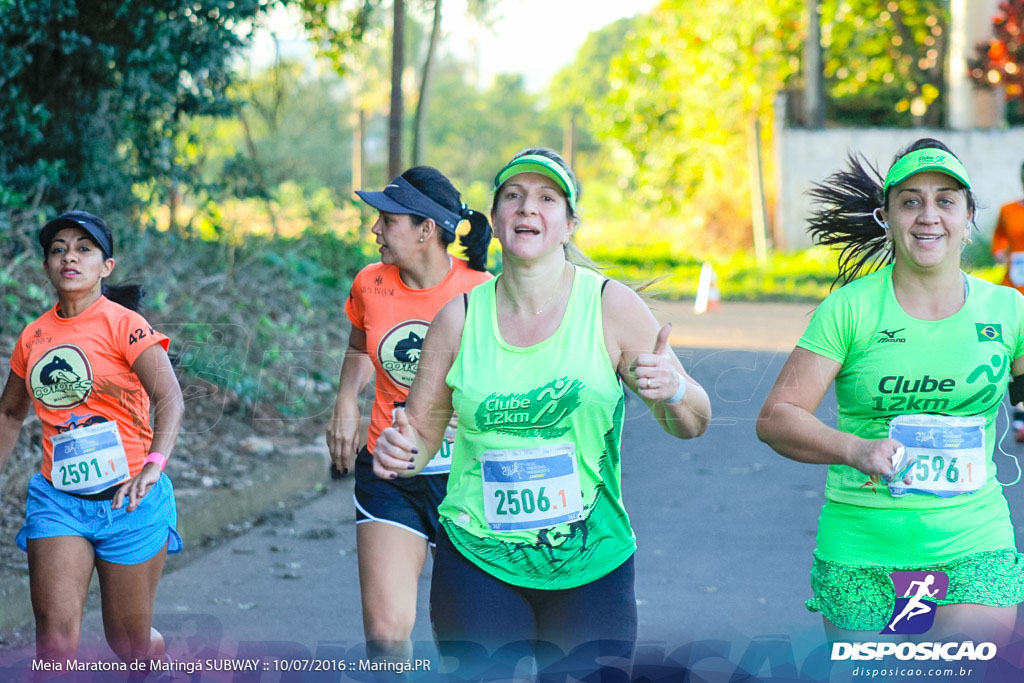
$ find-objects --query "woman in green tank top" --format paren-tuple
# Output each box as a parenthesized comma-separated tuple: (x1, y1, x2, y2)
(758, 137, 1024, 646)
(372, 148, 711, 676)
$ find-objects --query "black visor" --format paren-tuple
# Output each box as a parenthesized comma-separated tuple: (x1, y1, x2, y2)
(356, 176, 461, 237)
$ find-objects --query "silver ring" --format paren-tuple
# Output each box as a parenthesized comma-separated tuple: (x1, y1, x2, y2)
(641, 378, 648, 389)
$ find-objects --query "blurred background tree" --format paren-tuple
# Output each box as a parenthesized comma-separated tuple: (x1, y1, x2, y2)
(0, 0, 280, 218)
(821, 0, 949, 126)
(970, 0, 1024, 125)
(1, 0, 978, 275)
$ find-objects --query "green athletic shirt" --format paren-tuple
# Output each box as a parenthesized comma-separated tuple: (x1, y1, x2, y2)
(440, 266, 635, 589)
(798, 264, 1024, 565)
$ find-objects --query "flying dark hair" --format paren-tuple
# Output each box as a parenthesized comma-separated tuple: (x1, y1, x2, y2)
(402, 166, 491, 272)
(806, 153, 889, 288)
(807, 138, 975, 288)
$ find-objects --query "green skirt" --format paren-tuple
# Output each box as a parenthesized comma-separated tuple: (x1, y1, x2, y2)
(806, 549, 1024, 631)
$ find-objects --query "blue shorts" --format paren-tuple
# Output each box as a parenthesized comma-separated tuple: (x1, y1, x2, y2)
(353, 446, 447, 543)
(16, 472, 183, 565)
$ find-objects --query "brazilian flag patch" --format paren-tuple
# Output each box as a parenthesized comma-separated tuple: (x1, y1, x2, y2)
(976, 323, 1003, 342)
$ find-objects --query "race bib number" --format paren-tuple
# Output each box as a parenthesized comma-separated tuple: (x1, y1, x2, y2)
(481, 443, 583, 531)
(888, 414, 986, 498)
(420, 435, 453, 475)
(50, 420, 130, 494)
(1010, 252, 1024, 286)
(391, 407, 454, 476)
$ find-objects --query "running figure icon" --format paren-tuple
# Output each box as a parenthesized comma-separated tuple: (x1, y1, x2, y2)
(888, 574, 939, 632)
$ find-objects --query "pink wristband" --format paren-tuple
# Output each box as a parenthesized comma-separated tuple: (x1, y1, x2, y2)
(144, 452, 167, 471)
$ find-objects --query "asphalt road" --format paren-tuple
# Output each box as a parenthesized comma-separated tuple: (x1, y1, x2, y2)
(5, 302, 1024, 681)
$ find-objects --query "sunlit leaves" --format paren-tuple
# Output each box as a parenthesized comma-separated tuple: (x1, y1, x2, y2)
(585, 0, 802, 222)
(821, 0, 948, 125)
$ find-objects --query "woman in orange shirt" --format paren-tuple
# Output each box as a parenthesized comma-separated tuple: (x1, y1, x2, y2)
(326, 166, 492, 662)
(0, 211, 184, 668)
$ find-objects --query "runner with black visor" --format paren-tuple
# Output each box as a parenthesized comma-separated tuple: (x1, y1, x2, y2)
(326, 166, 492, 663)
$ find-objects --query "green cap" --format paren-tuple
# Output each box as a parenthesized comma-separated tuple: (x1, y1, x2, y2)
(883, 148, 972, 194)
(493, 154, 578, 212)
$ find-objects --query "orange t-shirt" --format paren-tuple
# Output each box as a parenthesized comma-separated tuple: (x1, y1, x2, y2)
(9, 296, 170, 482)
(992, 200, 1024, 293)
(345, 258, 491, 452)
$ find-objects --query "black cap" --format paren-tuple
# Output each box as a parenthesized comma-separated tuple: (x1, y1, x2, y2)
(39, 211, 114, 259)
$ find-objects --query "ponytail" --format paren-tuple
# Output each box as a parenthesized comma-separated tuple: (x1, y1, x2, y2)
(807, 153, 890, 289)
(401, 166, 493, 272)
(102, 283, 145, 312)
(458, 208, 492, 272)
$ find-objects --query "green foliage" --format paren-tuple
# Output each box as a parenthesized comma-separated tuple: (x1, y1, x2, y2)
(589, 243, 1004, 303)
(0, 0, 277, 213)
(593, 244, 837, 302)
(423, 65, 562, 206)
(298, 0, 381, 72)
(564, 0, 801, 247)
(548, 17, 636, 156)
(821, 0, 948, 126)
(123, 224, 365, 412)
(224, 63, 357, 198)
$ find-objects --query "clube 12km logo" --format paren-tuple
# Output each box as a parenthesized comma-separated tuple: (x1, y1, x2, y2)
(831, 571, 997, 662)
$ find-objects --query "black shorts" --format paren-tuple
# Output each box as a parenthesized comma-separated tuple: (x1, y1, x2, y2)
(430, 528, 637, 677)
(353, 445, 448, 543)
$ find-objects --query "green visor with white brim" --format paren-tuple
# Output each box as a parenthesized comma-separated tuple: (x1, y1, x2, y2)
(493, 154, 578, 212)
(883, 148, 972, 194)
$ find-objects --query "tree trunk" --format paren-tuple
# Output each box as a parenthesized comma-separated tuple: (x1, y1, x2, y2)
(388, 0, 405, 179)
(353, 108, 369, 239)
(237, 106, 280, 237)
(412, 0, 443, 166)
(802, 0, 824, 128)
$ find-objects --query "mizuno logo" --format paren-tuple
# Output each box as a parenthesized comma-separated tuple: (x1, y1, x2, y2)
(878, 328, 905, 339)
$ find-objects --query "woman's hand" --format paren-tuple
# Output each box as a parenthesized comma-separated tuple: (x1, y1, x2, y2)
(326, 401, 361, 474)
(632, 324, 684, 403)
(326, 326, 374, 476)
(112, 463, 161, 512)
(845, 437, 908, 483)
(373, 408, 419, 479)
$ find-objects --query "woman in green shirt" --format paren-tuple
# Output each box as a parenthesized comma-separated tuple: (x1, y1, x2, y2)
(373, 148, 710, 675)
(758, 138, 1024, 645)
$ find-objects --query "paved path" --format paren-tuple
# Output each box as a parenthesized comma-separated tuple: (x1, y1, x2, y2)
(650, 299, 816, 351)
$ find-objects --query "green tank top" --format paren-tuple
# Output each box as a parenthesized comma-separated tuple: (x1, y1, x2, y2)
(441, 266, 635, 589)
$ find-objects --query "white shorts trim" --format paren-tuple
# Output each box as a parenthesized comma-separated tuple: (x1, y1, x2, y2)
(352, 492, 429, 541)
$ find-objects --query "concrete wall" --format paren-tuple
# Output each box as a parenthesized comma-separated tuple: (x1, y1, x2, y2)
(775, 126, 1024, 249)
